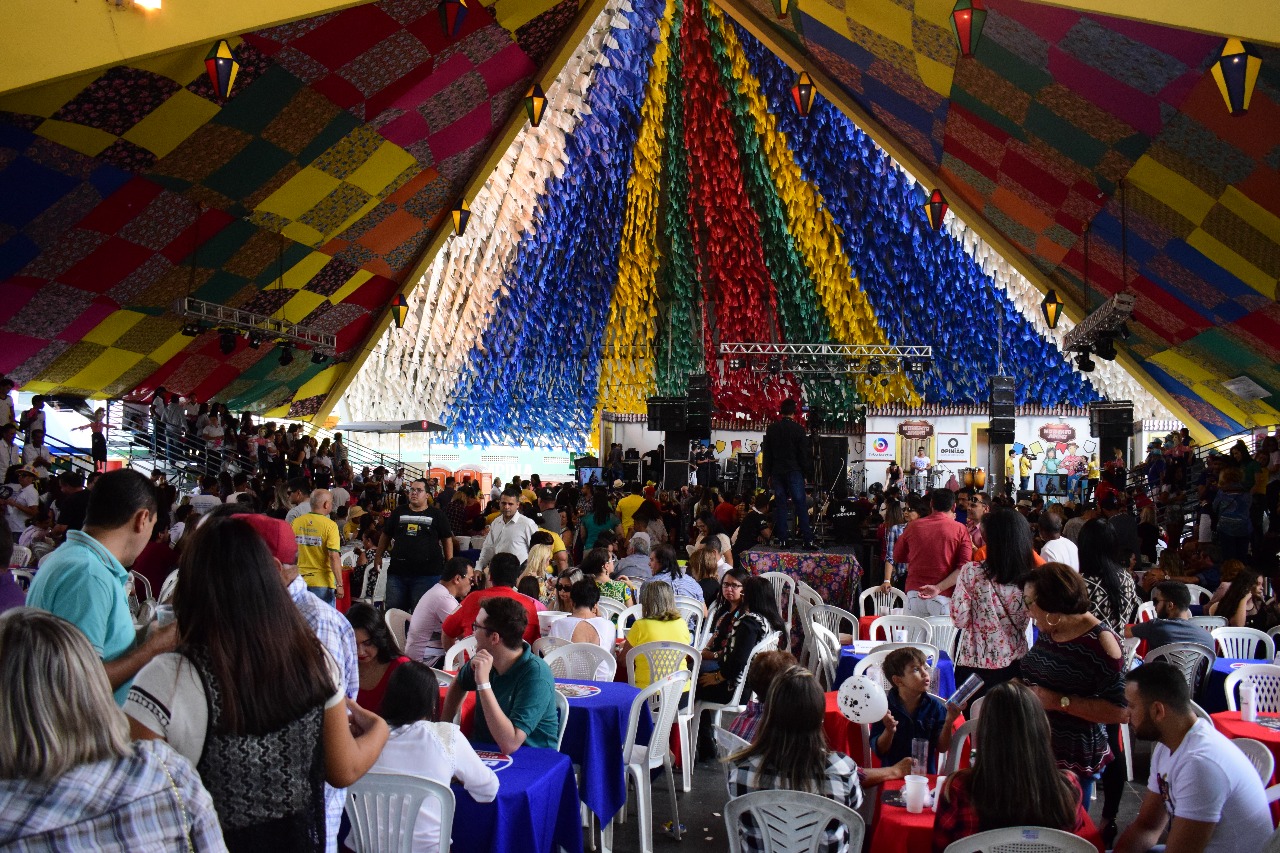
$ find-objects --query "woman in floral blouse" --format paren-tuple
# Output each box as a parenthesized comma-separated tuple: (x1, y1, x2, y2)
(949, 508, 1033, 700)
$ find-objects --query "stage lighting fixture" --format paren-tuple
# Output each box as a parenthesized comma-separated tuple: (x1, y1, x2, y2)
(1095, 334, 1117, 361)
(1076, 349, 1095, 373)
(278, 344, 294, 367)
(867, 358, 881, 376)
(728, 357, 745, 370)
(247, 331, 262, 349)
(767, 356, 781, 375)
(218, 329, 236, 355)
(880, 377, 890, 387)
(311, 351, 327, 365)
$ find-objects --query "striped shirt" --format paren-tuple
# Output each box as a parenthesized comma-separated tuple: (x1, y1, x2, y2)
(727, 751, 864, 853)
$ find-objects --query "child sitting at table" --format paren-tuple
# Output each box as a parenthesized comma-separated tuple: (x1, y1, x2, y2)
(869, 647, 960, 773)
(365, 662, 499, 851)
(727, 650, 797, 742)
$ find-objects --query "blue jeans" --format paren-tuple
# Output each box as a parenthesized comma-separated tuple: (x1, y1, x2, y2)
(307, 586, 336, 605)
(772, 469, 812, 543)
(385, 574, 438, 613)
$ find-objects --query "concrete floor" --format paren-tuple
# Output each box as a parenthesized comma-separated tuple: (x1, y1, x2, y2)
(601, 744, 1152, 852)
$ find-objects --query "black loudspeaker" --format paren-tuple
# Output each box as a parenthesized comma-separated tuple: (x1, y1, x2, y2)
(989, 375, 1015, 420)
(989, 416, 1015, 444)
(646, 396, 687, 431)
(663, 461, 691, 488)
(1090, 403, 1134, 438)
(733, 452, 758, 496)
(818, 436, 850, 492)
(685, 393, 712, 440)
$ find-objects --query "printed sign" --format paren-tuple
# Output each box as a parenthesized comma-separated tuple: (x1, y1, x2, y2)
(866, 434, 895, 460)
(475, 751, 514, 772)
(897, 420, 934, 439)
(1038, 423, 1077, 443)
(937, 433, 969, 463)
(555, 683, 601, 699)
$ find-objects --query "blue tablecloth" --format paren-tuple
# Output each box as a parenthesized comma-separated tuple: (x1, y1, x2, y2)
(1203, 657, 1269, 713)
(835, 647, 956, 698)
(557, 679, 652, 823)
(452, 745, 583, 853)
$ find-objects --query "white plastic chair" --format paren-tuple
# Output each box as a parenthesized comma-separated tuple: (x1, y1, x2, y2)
(859, 585, 906, 616)
(1233, 737, 1276, 784)
(925, 615, 959, 660)
(760, 571, 796, 639)
(1189, 615, 1226, 631)
(868, 614, 931, 643)
(596, 597, 627, 624)
(1225, 664, 1280, 713)
(1213, 626, 1276, 661)
(1144, 642, 1216, 702)
(724, 789, 865, 853)
(808, 621, 841, 690)
(713, 726, 751, 791)
(940, 717, 978, 776)
(129, 570, 153, 604)
(1186, 584, 1213, 606)
(442, 636, 477, 671)
(9, 569, 33, 591)
(543, 642, 618, 681)
(626, 640, 701, 792)
(554, 689, 570, 751)
(532, 636, 570, 657)
(1136, 600, 1156, 623)
(675, 598, 705, 642)
(691, 631, 780, 762)
(158, 569, 178, 604)
(941, 826, 1097, 852)
(1192, 701, 1213, 724)
(617, 603, 644, 632)
(853, 643, 940, 694)
(344, 772, 454, 853)
(612, 671, 689, 853)
(809, 604, 859, 643)
(384, 608, 411, 655)
(429, 667, 454, 689)
(793, 582, 823, 632)
(697, 600, 724, 650)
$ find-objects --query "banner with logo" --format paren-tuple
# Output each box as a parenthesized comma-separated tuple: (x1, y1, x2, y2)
(866, 434, 895, 461)
(937, 433, 969, 464)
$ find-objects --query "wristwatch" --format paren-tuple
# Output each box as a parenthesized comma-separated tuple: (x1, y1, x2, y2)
(1059, 695, 1071, 710)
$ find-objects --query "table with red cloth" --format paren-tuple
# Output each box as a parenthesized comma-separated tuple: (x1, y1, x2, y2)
(743, 546, 862, 611)
(869, 775, 1104, 853)
(1212, 711, 1280, 822)
(823, 693, 967, 770)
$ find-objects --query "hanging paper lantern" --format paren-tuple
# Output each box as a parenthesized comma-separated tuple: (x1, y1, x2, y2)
(204, 40, 240, 100)
(525, 83, 547, 127)
(790, 72, 816, 118)
(452, 199, 470, 235)
(1041, 289, 1064, 330)
(390, 294, 408, 329)
(771, 0, 790, 18)
(923, 189, 949, 231)
(950, 0, 987, 57)
(440, 0, 468, 37)
(1209, 38, 1262, 116)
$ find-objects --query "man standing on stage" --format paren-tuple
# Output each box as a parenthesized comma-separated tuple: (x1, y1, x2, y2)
(910, 446, 930, 492)
(762, 399, 815, 550)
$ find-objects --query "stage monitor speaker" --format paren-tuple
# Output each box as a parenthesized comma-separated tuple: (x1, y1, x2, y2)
(989, 376, 1015, 406)
(1090, 404, 1134, 438)
(817, 436, 850, 492)
(989, 416, 1015, 444)
(646, 396, 687, 431)
(663, 461, 692, 488)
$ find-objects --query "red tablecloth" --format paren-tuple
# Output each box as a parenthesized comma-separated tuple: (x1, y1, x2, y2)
(1212, 711, 1280, 823)
(823, 693, 967, 771)
(859, 615, 878, 642)
(870, 776, 1104, 853)
(336, 568, 353, 613)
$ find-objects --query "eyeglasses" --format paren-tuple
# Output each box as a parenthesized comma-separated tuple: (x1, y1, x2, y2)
(557, 584, 573, 592)
(722, 582, 743, 590)
(471, 622, 494, 635)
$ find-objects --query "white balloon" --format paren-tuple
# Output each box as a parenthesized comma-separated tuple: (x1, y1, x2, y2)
(837, 675, 888, 724)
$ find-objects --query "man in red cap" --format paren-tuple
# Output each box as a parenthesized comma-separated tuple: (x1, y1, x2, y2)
(235, 512, 357, 853)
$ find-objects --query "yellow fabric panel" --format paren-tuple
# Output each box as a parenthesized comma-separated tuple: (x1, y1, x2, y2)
(150, 331, 198, 365)
(329, 269, 374, 304)
(345, 141, 418, 196)
(492, 0, 568, 32)
(295, 364, 341, 399)
(1185, 228, 1275, 296)
(712, 8, 920, 407)
(82, 310, 146, 347)
(1126, 155, 1216, 226)
(1146, 350, 1260, 426)
(20, 381, 56, 394)
(123, 89, 221, 157)
(283, 251, 333, 290)
(265, 403, 292, 419)
(63, 347, 144, 390)
(802, 0, 854, 39)
(595, 0, 674, 415)
(281, 289, 327, 322)
(846, 0, 914, 50)
(0, 71, 99, 118)
(281, 220, 324, 247)
(915, 53, 954, 99)
(1219, 186, 1280, 246)
(256, 167, 343, 220)
(34, 119, 116, 156)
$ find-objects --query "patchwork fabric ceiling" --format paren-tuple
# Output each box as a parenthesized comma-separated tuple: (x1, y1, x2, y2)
(755, 0, 1280, 437)
(0, 0, 583, 417)
(348, 0, 1171, 448)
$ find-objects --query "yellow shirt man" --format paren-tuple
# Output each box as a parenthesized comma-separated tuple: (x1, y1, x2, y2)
(293, 511, 341, 592)
(617, 492, 645, 537)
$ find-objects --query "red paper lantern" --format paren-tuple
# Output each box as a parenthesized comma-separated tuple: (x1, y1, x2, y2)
(923, 189, 949, 231)
(950, 0, 987, 58)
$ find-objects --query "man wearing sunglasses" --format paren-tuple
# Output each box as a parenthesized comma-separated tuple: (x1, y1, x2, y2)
(442, 596, 559, 753)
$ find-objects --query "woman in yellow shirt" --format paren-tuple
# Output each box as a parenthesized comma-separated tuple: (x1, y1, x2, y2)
(621, 580, 692, 692)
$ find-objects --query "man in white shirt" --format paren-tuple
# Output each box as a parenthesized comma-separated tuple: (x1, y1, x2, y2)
(0, 424, 19, 474)
(329, 482, 351, 514)
(187, 476, 222, 515)
(476, 487, 537, 572)
(405, 556, 475, 665)
(1038, 510, 1079, 570)
(1116, 662, 1272, 853)
(224, 472, 253, 503)
(0, 378, 15, 429)
(3, 467, 40, 540)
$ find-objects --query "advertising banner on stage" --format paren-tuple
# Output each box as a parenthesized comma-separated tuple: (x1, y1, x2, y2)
(866, 434, 895, 461)
(937, 433, 969, 465)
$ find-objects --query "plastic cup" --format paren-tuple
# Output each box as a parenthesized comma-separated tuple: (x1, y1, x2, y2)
(154, 604, 175, 627)
(879, 604, 890, 616)
(911, 738, 929, 775)
(893, 628, 908, 643)
(903, 774, 929, 814)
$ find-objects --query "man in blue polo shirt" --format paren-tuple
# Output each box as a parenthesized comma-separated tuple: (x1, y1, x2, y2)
(27, 469, 176, 703)
(442, 596, 558, 752)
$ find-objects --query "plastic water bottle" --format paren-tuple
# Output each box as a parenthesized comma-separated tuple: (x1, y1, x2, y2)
(1242, 680, 1257, 723)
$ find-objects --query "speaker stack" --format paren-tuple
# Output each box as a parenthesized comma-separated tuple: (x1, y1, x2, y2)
(685, 373, 712, 440)
(1089, 402, 1134, 438)
(645, 396, 687, 432)
(988, 375, 1015, 444)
